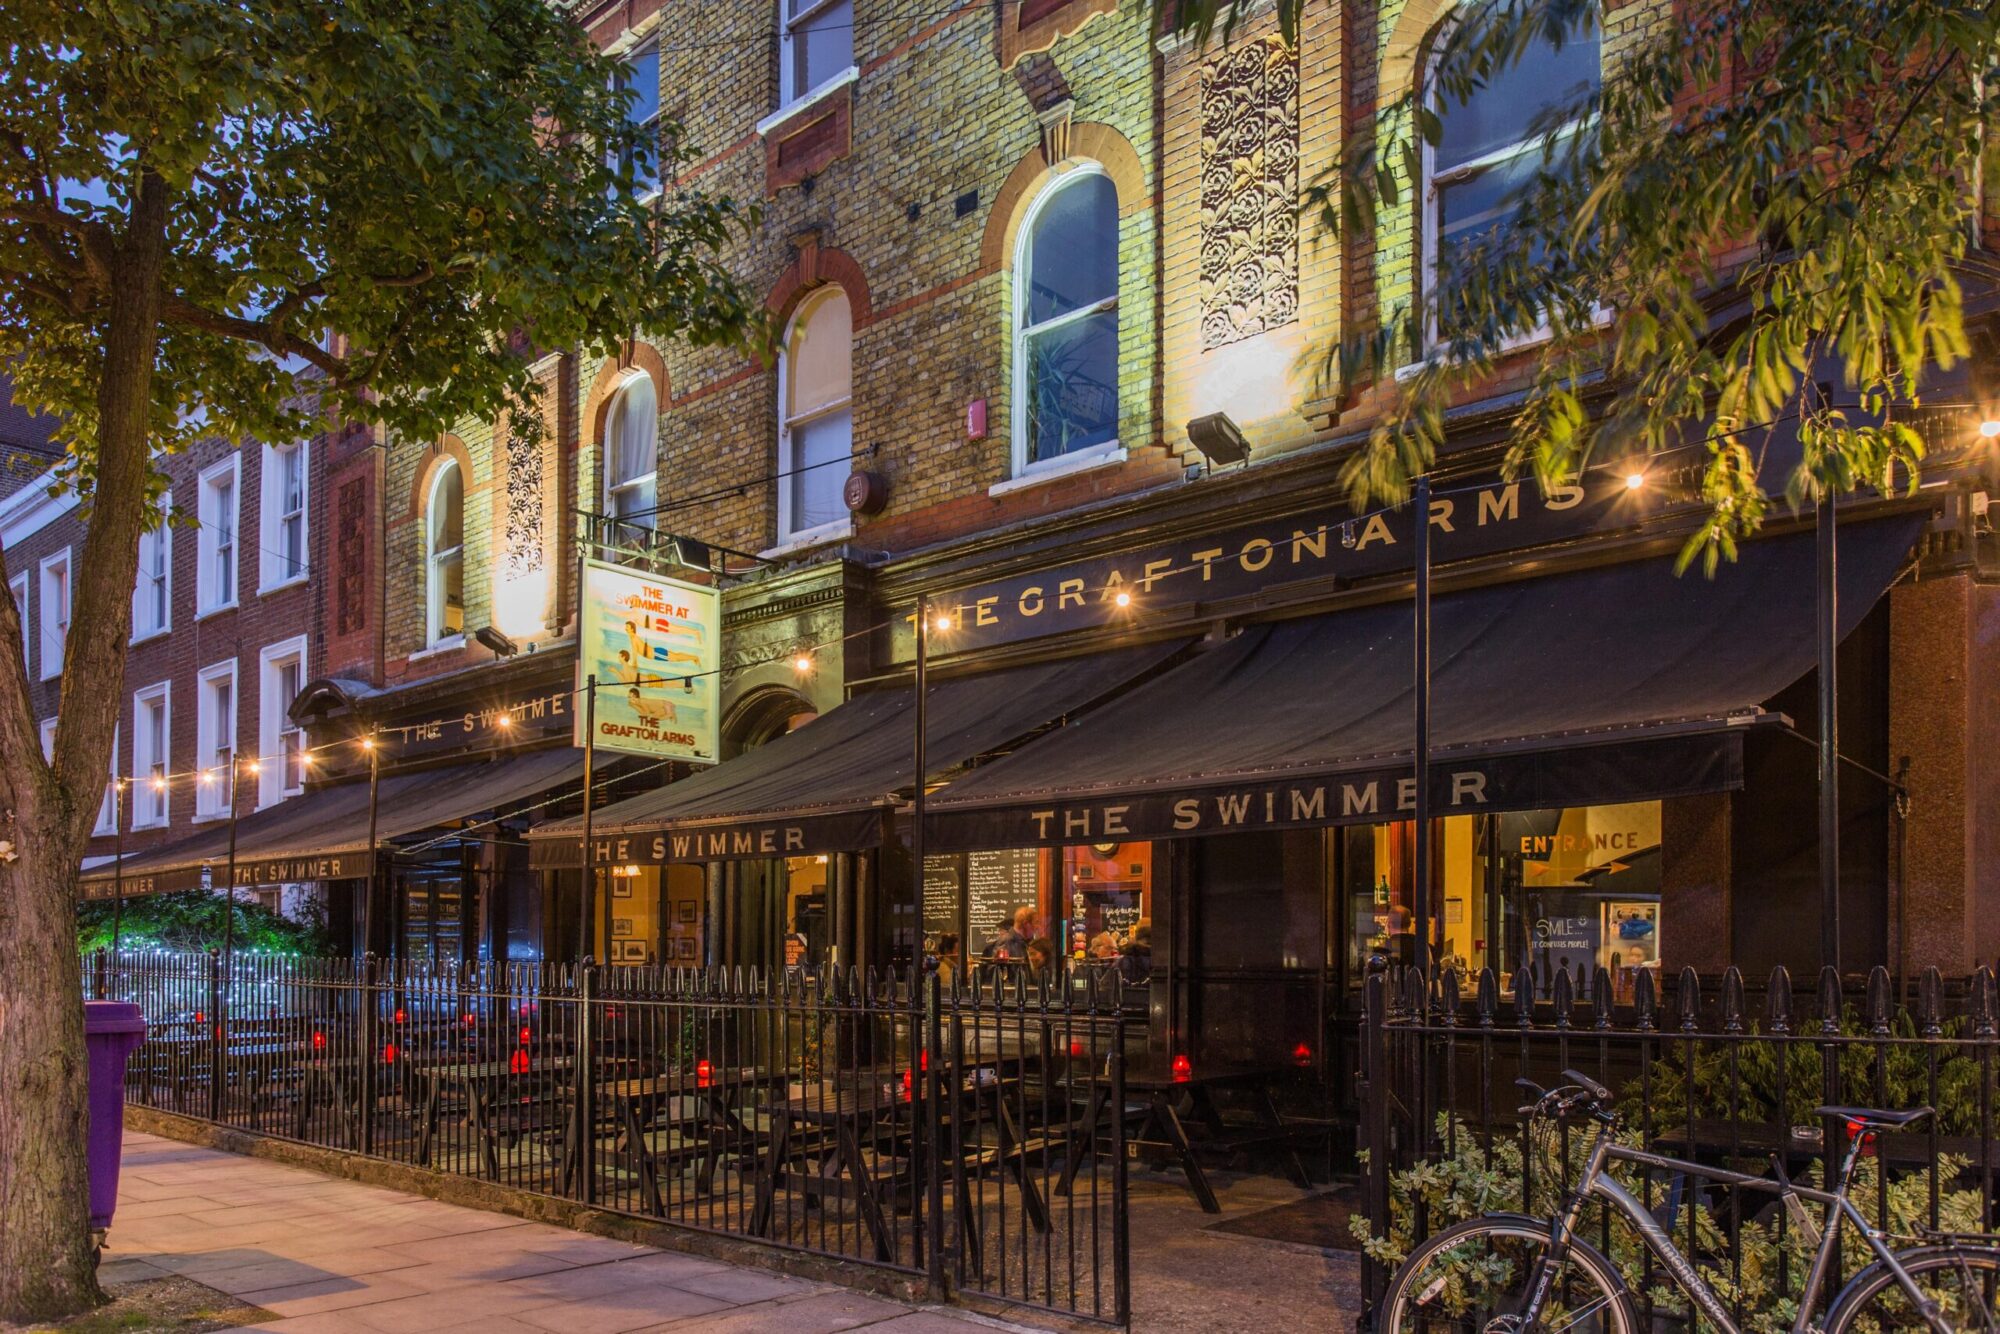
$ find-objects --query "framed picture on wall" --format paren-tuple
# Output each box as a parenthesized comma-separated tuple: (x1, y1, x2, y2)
(677, 901, 697, 924)
(675, 938, 696, 960)
(616, 941, 647, 963)
(612, 878, 633, 899)
(612, 918, 634, 938)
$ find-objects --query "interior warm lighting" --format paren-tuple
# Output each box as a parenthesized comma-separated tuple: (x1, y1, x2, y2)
(623, 863, 640, 877)
(1981, 419, 2000, 439)
(1113, 590, 1132, 608)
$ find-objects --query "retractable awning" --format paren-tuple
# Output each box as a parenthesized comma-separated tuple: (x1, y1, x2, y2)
(924, 513, 1928, 849)
(81, 746, 590, 898)
(527, 641, 1184, 867)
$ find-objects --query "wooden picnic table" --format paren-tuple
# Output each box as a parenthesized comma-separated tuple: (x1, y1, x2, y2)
(409, 1054, 583, 1178)
(1057, 1063, 1314, 1213)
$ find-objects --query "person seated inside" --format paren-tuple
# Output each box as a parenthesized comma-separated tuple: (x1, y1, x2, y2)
(933, 932, 963, 988)
(988, 905, 1040, 962)
(1117, 923, 1152, 986)
(1088, 929, 1121, 961)
(1024, 936, 1058, 982)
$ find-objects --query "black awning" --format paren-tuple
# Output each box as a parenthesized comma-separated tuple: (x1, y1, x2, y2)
(528, 641, 1185, 867)
(81, 746, 590, 898)
(926, 513, 1927, 849)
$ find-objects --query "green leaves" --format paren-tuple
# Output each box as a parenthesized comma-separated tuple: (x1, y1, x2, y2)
(1283, 0, 1997, 568)
(0, 0, 758, 477)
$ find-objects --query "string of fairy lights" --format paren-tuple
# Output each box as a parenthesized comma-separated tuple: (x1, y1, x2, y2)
(92, 442, 1723, 802)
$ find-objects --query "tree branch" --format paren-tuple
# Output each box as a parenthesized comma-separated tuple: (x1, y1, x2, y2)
(157, 294, 350, 381)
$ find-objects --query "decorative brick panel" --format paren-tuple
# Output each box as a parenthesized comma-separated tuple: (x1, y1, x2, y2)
(997, 0, 1121, 72)
(763, 86, 853, 196)
(1198, 37, 1299, 350)
(502, 406, 546, 584)
(335, 476, 368, 636)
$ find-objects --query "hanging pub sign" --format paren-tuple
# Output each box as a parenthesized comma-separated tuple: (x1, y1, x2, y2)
(577, 560, 721, 763)
(887, 470, 1679, 659)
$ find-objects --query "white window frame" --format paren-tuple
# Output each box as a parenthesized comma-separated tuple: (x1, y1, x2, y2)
(1010, 165, 1122, 482)
(776, 0, 857, 111)
(39, 717, 56, 762)
(259, 441, 308, 593)
(194, 659, 238, 821)
(196, 454, 241, 616)
(131, 492, 172, 642)
(132, 682, 171, 829)
(258, 635, 307, 809)
(776, 289, 854, 545)
(1418, 12, 1600, 354)
(37, 548, 70, 681)
(424, 461, 465, 649)
(94, 724, 118, 835)
(602, 374, 659, 531)
(9, 570, 27, 674)
(618, 37, 663, 201)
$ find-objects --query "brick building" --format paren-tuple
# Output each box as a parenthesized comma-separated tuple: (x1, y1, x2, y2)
(3, 386, 327, 918)
(25, 1, 2000, 1077)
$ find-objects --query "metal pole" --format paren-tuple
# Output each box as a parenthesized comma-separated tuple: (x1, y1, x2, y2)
(223, 761, 242, 971)
(1412, 476, 1433, 976)
(111, 781, 124, 954)
(363, 730, 380, 958)
(916, 594, 946, 953)
(578, 674, 596, 963)
(1817, 488, 1840, 976)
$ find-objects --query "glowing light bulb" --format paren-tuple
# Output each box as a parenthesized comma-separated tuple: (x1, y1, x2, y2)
(1624, 471, 1647, 491)
(198, 770, 214, 786)
(1113, 590, 1132, 608)
(495, 713, 512, 729)
(1982, 419, 2000, 439)
(932, 615, 952, 633)
(792, 654, 814, 674)
(150, 777, 165, 793)
(245, 759, 261, 776)
(361, 736, 375, 752)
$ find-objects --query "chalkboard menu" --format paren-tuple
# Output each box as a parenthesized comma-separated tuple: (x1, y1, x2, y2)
(967, 848, 1038, 946)
(922, 855, 963, 938)
(921, 848, 1041, 948)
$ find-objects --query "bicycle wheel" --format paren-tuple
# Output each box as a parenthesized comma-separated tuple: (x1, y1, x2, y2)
(1377, 1215, 1636, 1334)
(1824, 1244, 2000, 1333)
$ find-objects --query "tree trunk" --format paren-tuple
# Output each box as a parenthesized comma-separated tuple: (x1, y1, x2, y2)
(0, 172, 167, 1323)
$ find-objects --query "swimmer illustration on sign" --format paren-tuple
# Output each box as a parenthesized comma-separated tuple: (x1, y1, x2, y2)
(628, 687, 678, 722)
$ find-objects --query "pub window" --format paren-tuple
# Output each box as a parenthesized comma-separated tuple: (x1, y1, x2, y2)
(778, 286, 852, 541)
(1344, 801, 1661, 1001)
(603, 373, 658, 531)
(778, 0, 854, 110)
(1422, 4, 1599, 345)
(1013, 167, 1120, 473)
(425, 458, 465, 647)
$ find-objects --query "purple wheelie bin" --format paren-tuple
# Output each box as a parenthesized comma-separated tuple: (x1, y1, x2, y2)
(83, 1001, 147, 1252)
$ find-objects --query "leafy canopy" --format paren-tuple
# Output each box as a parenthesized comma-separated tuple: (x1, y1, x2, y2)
(1173, 0, 1995, 570)
(0, 0, 756, 481)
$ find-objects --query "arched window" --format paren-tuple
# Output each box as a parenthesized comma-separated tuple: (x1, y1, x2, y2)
(604, 374, 658, 531)
(1423, 6, 1599, 339)
(1014, 168, 1119, 473)
(425, 459, 464, 646)
(778, 287, 852, 540)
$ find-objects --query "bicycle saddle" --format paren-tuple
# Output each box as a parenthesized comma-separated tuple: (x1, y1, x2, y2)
(1813, 1104, 1933, 1129)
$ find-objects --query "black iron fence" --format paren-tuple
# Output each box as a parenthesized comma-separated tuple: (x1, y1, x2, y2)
(90, 949, 1132, 1326)
(1355, 959, 2000, 1330)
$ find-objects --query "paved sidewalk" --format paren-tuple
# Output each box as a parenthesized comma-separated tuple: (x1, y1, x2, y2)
(103, 1132, 1009, 1333)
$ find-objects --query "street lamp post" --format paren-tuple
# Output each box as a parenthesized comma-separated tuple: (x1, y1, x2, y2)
(912, 594, 947, 957)
(111, 780, 124, 954)
(1412, 475, 1433, 977)
(578, 674, 597, 964)
(222, 757, 250, 973)
(362, 729, 381, 958)
(1817, 488, 1840, 976)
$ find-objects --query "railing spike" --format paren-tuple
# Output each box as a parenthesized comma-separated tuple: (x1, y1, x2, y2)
(1633, 966, 1657, 1031)
(1721, 967, 1745, 1035)
(1677, 966, 1702, 1033)
(1866, 966, 1892, 1038)
(1551, 967, 1574, 1029)
(1591, 968, 1613, 1029)
(1766, 965, 1793, 1034)
(1817, 965, 1843, 1035)
(1918, 966, 1943, 1038)
(1476, 967, 1498, 1028)
(1972, 966, 1998, 1038)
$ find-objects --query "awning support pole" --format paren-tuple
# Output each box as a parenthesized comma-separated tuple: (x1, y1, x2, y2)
(1413, 475, 1433, 977)
(579, 674, 597, 965)
(915, 593, 946, 960)
(1817, 489, 1840, 976)
(224, 756, 242, 972)
(363, 728, 380, 958)
(111, 781, 124, 955)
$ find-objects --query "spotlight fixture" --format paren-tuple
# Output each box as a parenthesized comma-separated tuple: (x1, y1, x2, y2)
(1185, 412, 1252, 468)
(668, 535, 714, 572)
(475, 625, 519, 658)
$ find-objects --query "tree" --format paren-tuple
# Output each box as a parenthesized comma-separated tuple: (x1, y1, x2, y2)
(0, 0, 755, 1317)
(1173, 0, 1996, 570)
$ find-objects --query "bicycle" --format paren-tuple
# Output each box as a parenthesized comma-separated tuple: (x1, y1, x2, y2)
(1376, 1067, 2000, 1332)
